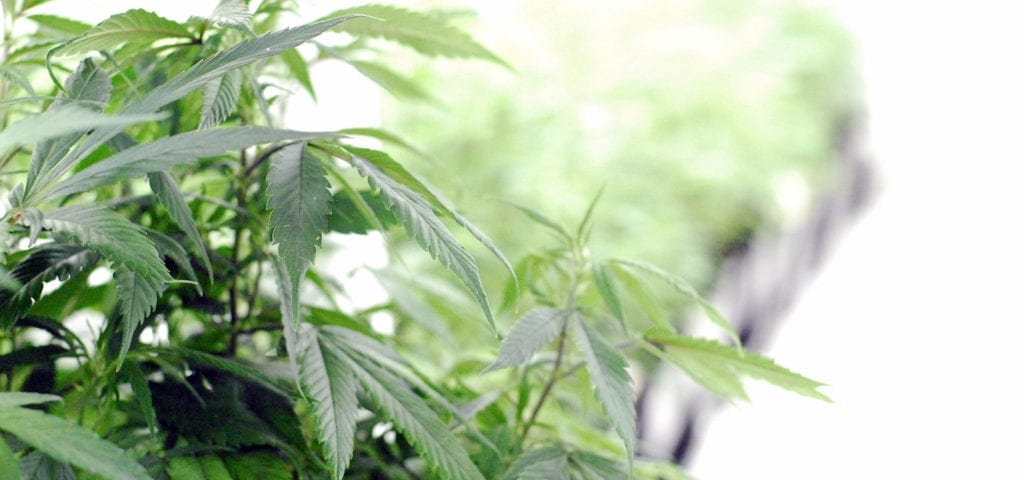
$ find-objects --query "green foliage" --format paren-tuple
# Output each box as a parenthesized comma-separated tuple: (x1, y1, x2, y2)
(0, 1, 837, 479)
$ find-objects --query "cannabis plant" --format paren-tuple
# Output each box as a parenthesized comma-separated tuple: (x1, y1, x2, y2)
(0, 1, 827, 479)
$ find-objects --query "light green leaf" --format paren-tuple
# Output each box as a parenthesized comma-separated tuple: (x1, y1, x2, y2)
(168, 456, 232, 480)
(323, 328, 485, 480)
(0, 404, 151, 480)
(483, 307, 567, 374)
(148, 172, 212, 277)
(337, 127, 429, 158)
(568, 451, 628, 480)
(0, 106, 161, 156)
(504, 201, 573, 243)
(503, 446, 569, 480)
(199, 70, 241, 129)
(571, 318, 636, 470)
(347, 59, 433, 101)
(57, 9, 192, 56)
(123, 360, 157, 435)
(347, 146, 495, 332)
(0, 392, 61, 408)
(292, 323, 358, 480)
(644, 329, 831, 402)
(0, 65, 36, 95)
(641, 334, 746, 401)
(223, 452, 292, 480)
(114, 265, 166, 365)
(28, 14, 91, 36)
(326, 4, 508, 66)
(614, 259, 740, 346)
(268, 142, 331, 322)
(280, 48, 315, 99)
(41, 127, 334, 200)
(42, 205, 170, 280)
(592, 262, 626, 332)
(0, 434, 20, 480)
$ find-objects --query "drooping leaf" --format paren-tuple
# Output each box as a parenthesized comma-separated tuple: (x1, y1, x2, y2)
(326, 4, 508, 66)
(338, 145, 515, 284)
(41, 127, 334, 200)
(164, 347, 288, 397)
(199, 70, 242, 129)
(483, 307, 567, 374)
(347, 147, 495, 332)
(279, 48, 315, 99)
(0, 106, 161, 156)
(0, 243, 96, 330)
(0, 403, 151, 480)
(42, 205, 169, 280)
(114, 265, 166, 365)
(571, 318, 636, 470)
(57, 9, 193, 56)
(503, 446, 569, 480)
(592, 262, 626, 332)
(614, 259, 741, 345)
(322, 328, 485, 480)
(644, 329, 832, 402)
(148, 172, 212, 277)
(291, 324, 358, 480)
(122, 360, 157, 435)
(0, 434, 20, 480)
(41, 15, 356, 195)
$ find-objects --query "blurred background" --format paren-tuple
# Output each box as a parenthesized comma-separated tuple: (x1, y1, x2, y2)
(38, 0, 1024, 477)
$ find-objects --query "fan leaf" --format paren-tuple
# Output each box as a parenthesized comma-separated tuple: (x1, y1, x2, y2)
(199, 70, 242, 129)
(42, 205, 170, 280)
(483, 307, 567, 373)
(57, 9, 192, 56)
(571, 318, 636, 470)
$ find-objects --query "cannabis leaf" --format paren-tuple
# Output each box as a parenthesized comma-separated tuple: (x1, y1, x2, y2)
(268, 142, 331, 321)
(483, 307, 568, 373)
(41, 205, 169, 280)
(326, 4, 508, 66)
(644, 329, 831, 402)
(572, 318, 636, 471)
(348, 146, 496, 332)
(0, 244, 95, 330)
(0, 394, 151, 480)
(593, 262, 626, 331)
(148, 172, 212, 276)
(113, 266, 166, 365)
(199, 70, 242, 129)
(56, 9, 192, 56)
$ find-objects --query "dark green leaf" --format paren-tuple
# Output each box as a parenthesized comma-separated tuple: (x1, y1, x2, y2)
(199, 70, 242, 129)
(0, 243, 95, 330)
(0, 106, 161, 156)
(165, 347, 289, 397)
(57, 9, 192, 56)
(267, 142, 331, 322)
(148, 172, 212, 277)
(0, 345, 68, 370)
(644, 329, 831, 402)
(483, 307, 567, 373)
(0, 404, 151, 480)
(223, 452, 292, 480)
(43, 205, 169, 280)
(122, 360, 157, 435)
(291, 324, 358, 480)
(326, 5, 508, 66)
(18, 452, 75, 480)
(571, 318, 636, 470)
(114, 266, 166, 365)
(323, 328, 485, 480)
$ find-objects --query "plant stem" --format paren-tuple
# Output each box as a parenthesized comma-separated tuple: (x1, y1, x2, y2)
(520, 310, 571, 440)
(227, 148, 249, 354)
